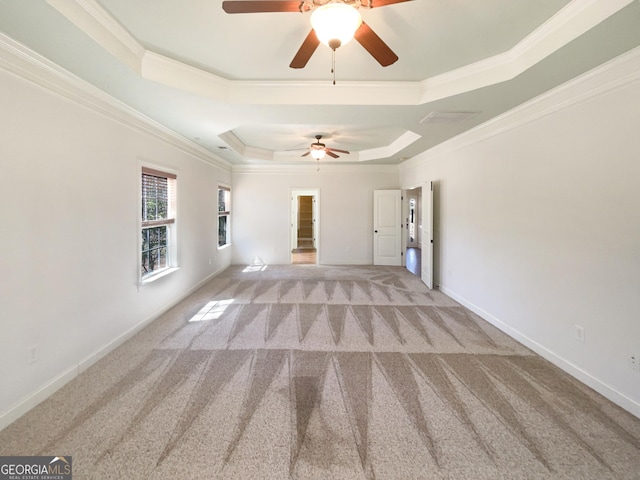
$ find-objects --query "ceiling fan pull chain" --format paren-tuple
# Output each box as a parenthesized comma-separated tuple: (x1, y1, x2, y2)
(332, 48, 336, 85)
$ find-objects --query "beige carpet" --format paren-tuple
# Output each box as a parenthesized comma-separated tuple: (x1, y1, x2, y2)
(1, 265, 640, 479)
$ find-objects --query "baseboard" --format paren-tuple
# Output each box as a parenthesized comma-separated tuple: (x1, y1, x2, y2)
(0, 366, 78, 432)
(0, 266, 227, 432)
(440, 285, 640, 419)
(77, 267, 225, 373)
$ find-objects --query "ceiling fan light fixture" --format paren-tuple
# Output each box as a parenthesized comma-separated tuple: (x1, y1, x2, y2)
(310, 149, 326, 159)
(310, 3, 362, 49)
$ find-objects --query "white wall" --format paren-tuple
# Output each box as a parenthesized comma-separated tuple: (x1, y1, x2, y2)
(0, 66, 231, 429)
(399, 47, 640, 417)
(232, 167, 399, 265)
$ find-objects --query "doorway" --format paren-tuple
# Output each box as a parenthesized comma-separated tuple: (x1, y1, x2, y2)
(291, 189, 318, 264)
(407, 194, 419, 247)
(404, 187, 422, 276)
(297, 196, 314, 248)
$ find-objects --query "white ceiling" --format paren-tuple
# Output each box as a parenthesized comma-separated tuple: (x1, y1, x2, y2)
(1, 0, 640, 167)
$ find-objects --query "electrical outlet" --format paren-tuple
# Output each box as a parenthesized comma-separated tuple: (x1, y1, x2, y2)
(575, 325, 585, 343)
(28, 344, 39, 365)
(629, 354, 640, 372)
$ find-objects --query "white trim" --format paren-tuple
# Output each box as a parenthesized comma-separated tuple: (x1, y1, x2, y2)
(417, 0, 635, 104)
(42, 0, 635, 106)
(0, 265, 228, 432)
(221, 129, 420, 163)
(291, 188, 320, 264)
(402, 44, 640, 169)
(45, 0, 144, 72)
(0, 365, 78, 433)
(139, 163, 180, 284)
(398, 45, 640, 419)
(358, 131, 422, 162)
(233, 163, 399, 175)
(83, 265, 224, 372)
(0, 33, 231, 172)
(139, 266, 180, 286)
(439, 285, 640, 419)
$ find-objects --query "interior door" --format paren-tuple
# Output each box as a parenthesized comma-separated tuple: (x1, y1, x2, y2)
(373, 189, 402, 266)
(421, 181, 434, 288)
(311, 196, 317, 248)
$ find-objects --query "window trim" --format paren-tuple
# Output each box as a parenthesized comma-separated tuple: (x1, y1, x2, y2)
(139, 165, 179, 284)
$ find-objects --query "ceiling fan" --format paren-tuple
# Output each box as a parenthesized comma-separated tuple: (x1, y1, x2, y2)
(221, 0, 412, 69)
(302, 135, 350, 159)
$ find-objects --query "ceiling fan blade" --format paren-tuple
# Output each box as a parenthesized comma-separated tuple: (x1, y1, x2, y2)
(290, 29, 320, 69)
(328, 148, 350, 154)
(325, 151, 340, 158)
(360, 0, 412, 8)
(354, 22, 398, 67)
(301, 150, 311, 157)
(222, 1, 301, 14)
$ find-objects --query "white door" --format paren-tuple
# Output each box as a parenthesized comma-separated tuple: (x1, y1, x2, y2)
(421, 181, 434, 288)
(374, 190, 402, 266)
(311, 196, 317, 248)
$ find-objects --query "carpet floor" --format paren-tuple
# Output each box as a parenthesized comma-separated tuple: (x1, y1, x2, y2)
(1, 265, 639, 479)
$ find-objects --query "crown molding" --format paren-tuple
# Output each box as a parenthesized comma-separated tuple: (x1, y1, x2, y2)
(45, 0, 144, 72)
(220, 127, 420, 163)
(417, 0, 635, 104)
(358, 130, 421, 162)
(45, 0, 635, 106)
(0, 32, 231, 172)
(401, 44, 640, 169)
(141, 50, 421, 105)
(232, 163, 399, 175)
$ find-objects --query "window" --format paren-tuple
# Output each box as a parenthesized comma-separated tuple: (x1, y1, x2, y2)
(218, 185, 230, 247)
(141, 167, 176, 279)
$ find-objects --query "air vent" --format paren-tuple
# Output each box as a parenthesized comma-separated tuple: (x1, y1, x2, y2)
(420, 111, 479, 124)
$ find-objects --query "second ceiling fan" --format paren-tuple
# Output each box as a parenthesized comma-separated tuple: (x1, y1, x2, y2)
(221, 0, 412, 69)
(302, 135, 349, 159)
